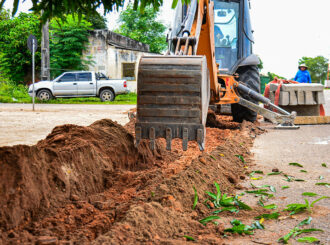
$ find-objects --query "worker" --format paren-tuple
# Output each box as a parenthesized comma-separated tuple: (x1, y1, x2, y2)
(294, 64, 312, 83)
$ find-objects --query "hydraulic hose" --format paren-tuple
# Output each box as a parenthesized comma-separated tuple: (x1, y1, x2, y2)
(237, 83, 290, 115)
(181, 0, 197, 37)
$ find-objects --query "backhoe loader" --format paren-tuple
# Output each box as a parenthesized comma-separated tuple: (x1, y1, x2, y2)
(135, 0, 297, 151)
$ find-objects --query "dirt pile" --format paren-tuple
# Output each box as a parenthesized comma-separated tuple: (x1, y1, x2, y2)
(0, 114, 264, 244)
(0, 119, 159, 231)
(94, 137, 251, 245)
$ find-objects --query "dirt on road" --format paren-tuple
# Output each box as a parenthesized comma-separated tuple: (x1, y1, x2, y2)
(0, 112, 266, 244)
(0, 104, 135, 146)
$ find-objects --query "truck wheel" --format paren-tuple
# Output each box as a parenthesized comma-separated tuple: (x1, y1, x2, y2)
(100, 89, 115, 102)
(37, 89, 53, 101)
(231, 65, 260, 123)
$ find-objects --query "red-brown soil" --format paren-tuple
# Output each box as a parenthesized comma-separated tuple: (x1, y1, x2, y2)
(0, 113, 264, 244)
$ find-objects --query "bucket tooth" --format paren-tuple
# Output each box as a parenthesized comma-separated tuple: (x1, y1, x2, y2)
(197, 128, 204, 151)
(149, 127, 155, 150)
(166, 128, 172, 151)
(182, 128, 188, 151)
(135, 126, 141, 147)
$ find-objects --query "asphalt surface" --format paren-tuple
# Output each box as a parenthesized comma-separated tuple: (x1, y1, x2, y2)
(245, 89, 330, 244)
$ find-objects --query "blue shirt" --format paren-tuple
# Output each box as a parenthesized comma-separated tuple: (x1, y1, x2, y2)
(294, 70, 312, 83)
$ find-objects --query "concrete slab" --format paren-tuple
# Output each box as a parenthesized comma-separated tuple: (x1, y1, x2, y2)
(281, 83, 324, 92)
(304, 91, 316, 105)
(281, 105, 320, 116)
(316, 91, 325, 104)
(297, 90, 305, 105)
(278, 91, 289, 106)
(289, 91, 298, 105)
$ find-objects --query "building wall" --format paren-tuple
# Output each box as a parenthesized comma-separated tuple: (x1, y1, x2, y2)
(84, 30, 155, 87)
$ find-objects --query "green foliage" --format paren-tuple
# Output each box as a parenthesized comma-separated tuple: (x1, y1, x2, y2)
(114, 4, 167, 53)
(257, 55, 263, 71)
(255, 212, 280, 220)
(289, 162, 303, 167)
(192, 186, 198, 210)
(1, 0, 183, 22)
(0, 80, 137, 104)
(224, 219, 254, 235)
(298, 56, 329, 84)
(0, 11, 41, 82)
(235, 154, 245, 163)
(49, 15, 93, 77)
(297, 237, 320, 243)
(199, 216, 220, 226)
(86, 12, 107, 29)
(267, 72, 286, 81)
(283, 196, 330, 215)
(0, 80, 31, 103)
(278, 217, 323, 244)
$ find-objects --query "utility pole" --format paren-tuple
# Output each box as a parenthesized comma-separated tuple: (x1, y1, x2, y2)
(41, 19, 50, 81)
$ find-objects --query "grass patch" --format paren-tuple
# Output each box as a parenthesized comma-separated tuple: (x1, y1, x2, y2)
(0, 81, 137, 104)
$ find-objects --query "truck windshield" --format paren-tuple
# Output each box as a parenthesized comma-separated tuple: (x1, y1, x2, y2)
(213, 0, 239, 71)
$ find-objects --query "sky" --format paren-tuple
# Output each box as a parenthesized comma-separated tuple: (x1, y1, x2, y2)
(3, 0, 330, 79)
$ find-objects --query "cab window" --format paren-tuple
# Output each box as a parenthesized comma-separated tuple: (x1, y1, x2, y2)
(59, 73, 76, 82)
(78, 73, 92, 81)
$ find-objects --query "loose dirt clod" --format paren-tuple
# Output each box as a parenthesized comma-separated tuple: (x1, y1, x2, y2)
(0, 114, 262, 244)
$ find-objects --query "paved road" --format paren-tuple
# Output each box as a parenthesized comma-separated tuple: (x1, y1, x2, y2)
(0, 103, 135, 146)
(245, 90, 330, 244)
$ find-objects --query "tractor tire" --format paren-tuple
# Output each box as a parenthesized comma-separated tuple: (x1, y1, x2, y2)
(231, 65, 260, 123)
(100, 89, 115, 102)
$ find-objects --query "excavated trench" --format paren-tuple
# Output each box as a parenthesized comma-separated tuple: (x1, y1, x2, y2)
(0, 114, 264, 244)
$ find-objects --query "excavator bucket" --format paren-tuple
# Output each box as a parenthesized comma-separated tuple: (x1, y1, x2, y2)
(135, 56, 210, 151)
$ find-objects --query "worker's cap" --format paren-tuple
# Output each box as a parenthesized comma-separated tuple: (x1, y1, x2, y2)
(299, 64, 308, 69)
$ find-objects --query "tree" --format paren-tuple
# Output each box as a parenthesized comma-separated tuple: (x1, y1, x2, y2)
(298, 56, 329, 84)
(1, 0, 183, 22)
(0, 11, 41, 82)
(86, 12, 107, 29)
(114, 4, 167, 53)
(49, 14, 93, 77)
(267, 72, 286, 81)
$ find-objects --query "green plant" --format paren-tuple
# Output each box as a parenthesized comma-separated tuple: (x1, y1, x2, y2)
(297, 237, 319, 243)
(49, 14, 93, 77)
(249, 170, 264, 177)
(192, 186, 198, 210)
(224, 220, 254, 235)
(289, 162, 303, 167)
(205, 182, 251, 213)
(278, 217, 323, 244)
(0, 11, 41, 82)
(199, 216, 220, 226)
(302, 192, 318, 197)
(315, 182, 330, 187)
(298, 56, 329, 84)
(281, 186, 290, 189)
(235, 154, 245, 163)
(114, 4, 167, 53)
(321, 163, 327, 167)
(283, 196, 330, 215)
(183, 235, 195, 241)
(267, 171, 283, 175)
(255, 212, 280, 220)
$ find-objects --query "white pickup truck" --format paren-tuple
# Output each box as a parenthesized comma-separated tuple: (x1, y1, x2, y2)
(28, 71, 129, 101)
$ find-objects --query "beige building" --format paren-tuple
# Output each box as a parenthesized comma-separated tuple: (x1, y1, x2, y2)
(84, 30, 156, 91)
